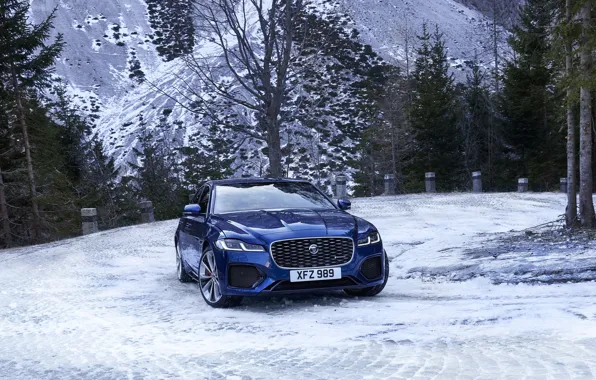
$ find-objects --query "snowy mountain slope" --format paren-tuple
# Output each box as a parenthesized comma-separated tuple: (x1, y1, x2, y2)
(2, 193, 596, 379)
(31, 0, 156, 99)
(30, 0, 515, 173)
(338, 0, 511, 73)
(30, 0, 190, 170)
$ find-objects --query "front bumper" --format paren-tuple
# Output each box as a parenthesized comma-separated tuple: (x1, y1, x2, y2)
(217, 243, 385, 297)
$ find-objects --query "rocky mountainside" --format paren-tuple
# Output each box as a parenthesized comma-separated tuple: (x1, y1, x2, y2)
(30, 0, 518, 177)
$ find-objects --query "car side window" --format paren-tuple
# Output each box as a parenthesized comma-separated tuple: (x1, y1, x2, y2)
(198, 186, 210, 215)
(192, 187, 204, 204)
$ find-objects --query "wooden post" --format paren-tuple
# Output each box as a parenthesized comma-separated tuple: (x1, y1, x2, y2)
(425, 172, 436, 193)
(472, 172, 482, 193)
(81, 208, 99, 235)
(384, 174, 395, 196)
(560, 178, 568, 194)
(140, 201, 155, 223)
(518, 178, 529, 193)
(335, 175, 347, 199)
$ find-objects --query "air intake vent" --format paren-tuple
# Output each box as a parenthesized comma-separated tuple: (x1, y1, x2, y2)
(361, 256, 383, 280)
(228, 265, 262, 288)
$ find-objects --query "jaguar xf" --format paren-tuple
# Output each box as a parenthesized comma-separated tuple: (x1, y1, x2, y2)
(175, 178, 389, 308)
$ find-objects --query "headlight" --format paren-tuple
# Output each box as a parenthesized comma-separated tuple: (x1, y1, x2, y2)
(357, 232, 381, 246)
(215, 239, 265, 252)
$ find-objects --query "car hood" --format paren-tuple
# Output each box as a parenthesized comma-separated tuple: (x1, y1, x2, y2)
(211, 209, 373, 242)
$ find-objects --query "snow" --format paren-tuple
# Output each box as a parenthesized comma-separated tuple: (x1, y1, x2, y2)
(337, 0, 511, 75)
(2, 193, 596, 379)
(29, 0, 517, 176)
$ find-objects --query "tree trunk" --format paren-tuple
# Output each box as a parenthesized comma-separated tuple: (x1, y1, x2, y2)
(11, 64, 42, 240)
(492, 0, 500, 92)
(566, 0, 578, 227)
(0, 165, 12, 248)
(579, 0, 595, 228)
(266, 119, 283, 178)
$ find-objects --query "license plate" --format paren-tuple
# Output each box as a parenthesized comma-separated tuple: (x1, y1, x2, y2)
(290, 268, 342, 282)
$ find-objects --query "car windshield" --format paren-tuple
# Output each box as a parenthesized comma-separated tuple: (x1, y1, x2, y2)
(213, 182, 336, 214)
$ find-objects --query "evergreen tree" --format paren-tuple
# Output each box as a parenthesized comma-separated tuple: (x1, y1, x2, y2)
(499, 0, 563, 191)
(352, 68, 411, 197)
(0, 0, 63, 243)
(460, 59, 495, 188)
(146, 0, 195, 60)
(288, 6, 392, 187)
(177, 122, 234, 192)
(85, 138, 138, 229)
(129, 130, 187, 221)
(408, 24, 463, 191)
(576, 0, 595, 227)
(48, 84, 89, 183)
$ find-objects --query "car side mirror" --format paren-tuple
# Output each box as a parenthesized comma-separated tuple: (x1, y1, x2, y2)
(337, 199, 351, 211)
(183, 204, 202, 216)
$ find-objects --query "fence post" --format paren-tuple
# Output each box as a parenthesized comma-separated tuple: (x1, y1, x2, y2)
(472, 171, 482, 193)
(335, 174, 347, 199)
(81, 208, 98, 235)
(140, 201, 155, 223)
(425, 172, 436, 193)
(384, 174, 395, 196)
(560, 178, 568, 193)
(518, 178, 529, 193)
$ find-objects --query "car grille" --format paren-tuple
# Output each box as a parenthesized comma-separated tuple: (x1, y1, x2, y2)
(270, 237, 354, 269)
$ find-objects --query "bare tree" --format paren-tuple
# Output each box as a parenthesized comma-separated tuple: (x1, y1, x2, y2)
(578, 0, 595, 228)
(187, 0, 304, 177)
(565, 0, 577, 227)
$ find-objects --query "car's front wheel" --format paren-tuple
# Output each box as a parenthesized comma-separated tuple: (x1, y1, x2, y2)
(345, 251, 390, 297)
(198, 247, 243, 308)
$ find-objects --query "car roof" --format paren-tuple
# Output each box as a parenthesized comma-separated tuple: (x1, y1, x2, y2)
(207, 178, 312, 186)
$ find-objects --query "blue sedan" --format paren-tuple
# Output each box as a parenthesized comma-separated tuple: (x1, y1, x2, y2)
(175, 178, 389, 308)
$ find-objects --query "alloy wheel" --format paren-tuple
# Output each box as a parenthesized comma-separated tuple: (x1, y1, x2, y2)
(199, 250, 222, 303)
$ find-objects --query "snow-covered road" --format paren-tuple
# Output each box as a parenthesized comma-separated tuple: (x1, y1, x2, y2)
(2, 193, 596, 379)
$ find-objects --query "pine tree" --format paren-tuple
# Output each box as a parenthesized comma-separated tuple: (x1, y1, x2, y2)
(408, 24, 463, 191)
(146, 0, 195, 60)
(0, 70, 14, 247)
(0, 0, 64, 242)
(177, 122, 234, 192)
(290, 7, 392, 187)
(563, 0, 577, 227)
(84, 138, 138, 229)
(499, 0, 563, 191)
(461, 58, 494, 187)
(48, 84, 89, 183)
(552, 0, 580, 226)
(130, 130, 187, 221)
(577, 0, 595, 227)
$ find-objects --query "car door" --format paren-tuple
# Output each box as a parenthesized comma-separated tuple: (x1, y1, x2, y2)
(185, 185, 212, 275)
(178, 187, 203, 272)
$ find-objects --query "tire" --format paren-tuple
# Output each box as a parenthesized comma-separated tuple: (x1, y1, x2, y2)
(176, 243, 194, 283)
(345, 251, 390, 297)
(198, 247, 243, 308)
